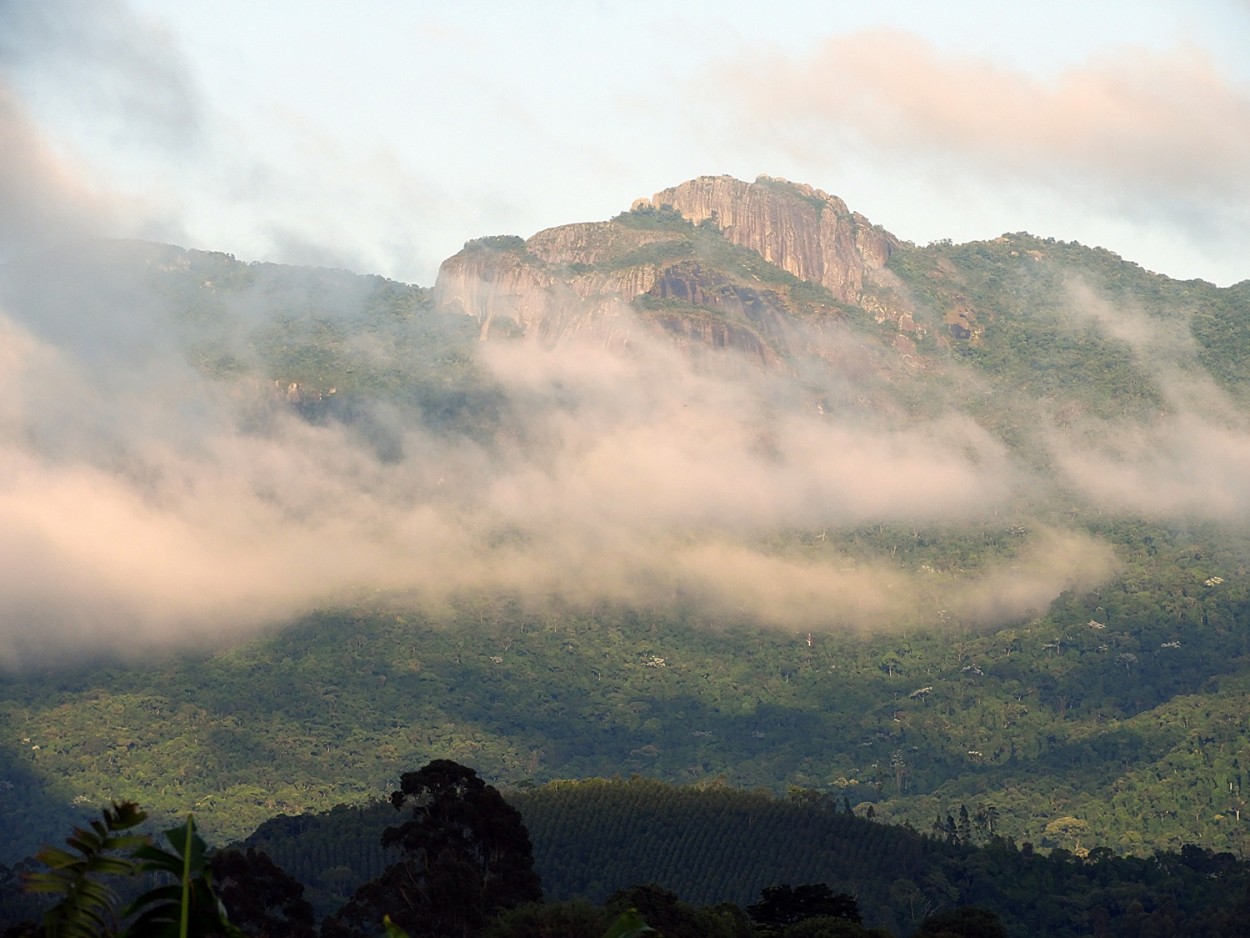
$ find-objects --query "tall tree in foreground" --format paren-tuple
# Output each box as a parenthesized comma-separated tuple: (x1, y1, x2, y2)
(209, 847, 316, 938)
(747, 884, 862, 933)
(911, 906, 1007, 938)
(325, 760, 542, 938)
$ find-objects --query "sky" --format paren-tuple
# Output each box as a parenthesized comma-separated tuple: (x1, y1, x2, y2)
(1, 0, 1248, 287)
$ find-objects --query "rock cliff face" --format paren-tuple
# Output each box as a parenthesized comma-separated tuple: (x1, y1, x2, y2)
(524, 221, 682, 267)
(434, 229, 679, 342)
(432, 175, 902, 362)
(646, 260, 796, 367)
(650, 175, 897, 304)
(433, 241, 558, 341)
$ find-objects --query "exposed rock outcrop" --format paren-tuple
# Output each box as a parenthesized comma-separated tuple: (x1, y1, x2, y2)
(432, 175, 902, 362)
(434, 229, 680, 342)
(645, 260, 793, 366)
(525, 221, 683, 267)
(650, 175, 898, 304)
(433, 240, 562, 341)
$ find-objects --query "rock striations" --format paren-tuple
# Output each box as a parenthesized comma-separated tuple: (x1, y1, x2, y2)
(650, 175, 897, 305)
(433, 175, 901, 361)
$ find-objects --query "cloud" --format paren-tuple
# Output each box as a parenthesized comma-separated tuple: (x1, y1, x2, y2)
(0, 266, 1057, 666)
(0, 304, 477, 663)
(234, 123, 448, 280)
(0, 0, 194, 257)
(941, 529, 1118, 626)
(0, 0, 204, 153)
(0, 0, 443, 278)
(1052, 414, 1250, 522)
(475, 321, 1013, 532)
(627, 527, 1116, 632)
(712, 30, 1250, 199)
(702, 28, 1250, 283)
(1046, 281, 1250, 522)
(0, 83, 131, 256)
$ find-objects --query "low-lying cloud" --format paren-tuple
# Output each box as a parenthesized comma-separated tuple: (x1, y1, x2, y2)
(0, 83, 131, 257)
(0, 261, 1092, 666)
(1045, 279, 1250, 522)
(1052, 414, 1250, 522)
(5, 225, 1245, 666)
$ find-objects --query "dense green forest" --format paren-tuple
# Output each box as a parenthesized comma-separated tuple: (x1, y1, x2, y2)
(1, 177, 1249, 935)
(2, 532, 1248, 865)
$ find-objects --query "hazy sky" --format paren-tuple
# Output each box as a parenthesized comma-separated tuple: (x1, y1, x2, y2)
(2, 0, 1248, 286)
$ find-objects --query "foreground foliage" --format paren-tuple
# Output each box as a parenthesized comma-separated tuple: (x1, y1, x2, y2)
(10, 770, 1250, 937)
(323, 761, 541, 938)
(11, 803, 239, 937)
(234, 776, 1250, 938)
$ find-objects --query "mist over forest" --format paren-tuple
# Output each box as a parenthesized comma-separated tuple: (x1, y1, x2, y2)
(0, 171, 1248, 878)
(5, 219, 1244, 667)
(6, 7, 1250, 935)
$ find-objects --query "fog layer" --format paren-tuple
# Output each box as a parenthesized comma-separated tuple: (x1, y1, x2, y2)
(0, 251, 1131, 666)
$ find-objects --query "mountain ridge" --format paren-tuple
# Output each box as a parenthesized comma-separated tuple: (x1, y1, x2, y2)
(432, 175, 898, 354)
(0, 172, 1248, 867)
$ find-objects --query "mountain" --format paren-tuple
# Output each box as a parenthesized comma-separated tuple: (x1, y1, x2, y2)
(434, 175, 896, 353)
(0, 175, 1248, 864)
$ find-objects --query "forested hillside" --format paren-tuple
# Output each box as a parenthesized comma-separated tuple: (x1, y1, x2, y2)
(232, 775, 1250, 937)
(3, 554, 1248, 865)
(8, 772, 1250, 936)
(1, 176, 1248, 889)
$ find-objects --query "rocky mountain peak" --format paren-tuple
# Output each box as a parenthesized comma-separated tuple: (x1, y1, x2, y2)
(432, 175, 901, 359)
(650, 175, 898, 304)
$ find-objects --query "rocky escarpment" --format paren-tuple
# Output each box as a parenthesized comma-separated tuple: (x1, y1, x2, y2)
(644, 260, 798, 366)
(433, 229, 679, 343)
(433, 237, 561, 341)
(434, 236, 790, 365)
(524, 220, 683, 267)
(650, 175, 898, 305)
(432, 176, 902, 362)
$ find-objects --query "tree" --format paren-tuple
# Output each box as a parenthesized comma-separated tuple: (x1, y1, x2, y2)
(911, 906, 1007, 938)
(16, 803, 241, 938)
(782, 918, 889, 938)
(479, 899, 606, 938)
(209, 848, 315, 938)
(326, 760, 542, 938)
(604, 885, 725, 938)
(1042, 816, 1089, 853)
(747, 884, 862, 930)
